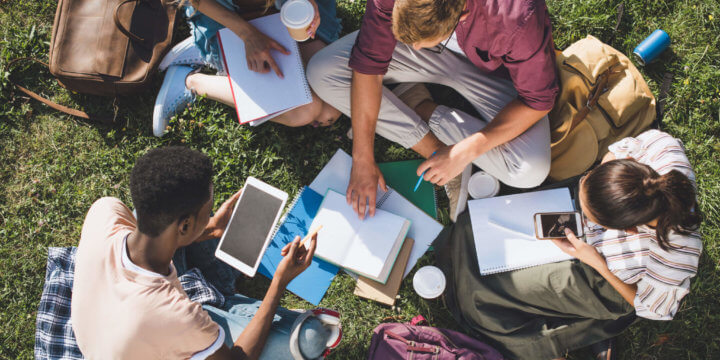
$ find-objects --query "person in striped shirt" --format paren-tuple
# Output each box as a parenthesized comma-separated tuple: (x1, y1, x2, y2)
(550, 129, 703, 357)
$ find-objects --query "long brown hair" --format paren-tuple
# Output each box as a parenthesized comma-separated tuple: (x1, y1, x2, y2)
(582, 159, 702, 250)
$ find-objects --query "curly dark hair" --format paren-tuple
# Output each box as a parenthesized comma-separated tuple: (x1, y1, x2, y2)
(130, 146, 213, 236)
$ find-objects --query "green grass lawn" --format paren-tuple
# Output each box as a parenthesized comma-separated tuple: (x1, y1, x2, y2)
(1, 0, 719, 358)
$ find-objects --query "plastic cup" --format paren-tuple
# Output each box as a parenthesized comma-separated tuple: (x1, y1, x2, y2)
(280, 0, 315, 42)
(412, 266, 446, 299)
(467, 171, 500, 199)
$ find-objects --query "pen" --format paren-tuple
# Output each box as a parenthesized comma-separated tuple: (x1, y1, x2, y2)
(414, 151, 437, 192)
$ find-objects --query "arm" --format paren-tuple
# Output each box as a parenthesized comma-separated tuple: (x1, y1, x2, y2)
(190, 0, 290, 76)
(552, 229, 637, 306)
(209, 235, 318, 360)
(416, 9, 556, 185)
(196, 190, 242, 243)
(345, 71, 388, 218)
(417, 99, 549, 185)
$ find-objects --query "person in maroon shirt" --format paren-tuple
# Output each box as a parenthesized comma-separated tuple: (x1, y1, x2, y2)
(307, 0, 560, 222)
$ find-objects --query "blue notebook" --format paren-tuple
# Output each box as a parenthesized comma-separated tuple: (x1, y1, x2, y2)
(257, 187, 339, 305)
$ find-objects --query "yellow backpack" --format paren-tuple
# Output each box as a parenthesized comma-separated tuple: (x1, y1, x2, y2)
(548, 35, 656, 181)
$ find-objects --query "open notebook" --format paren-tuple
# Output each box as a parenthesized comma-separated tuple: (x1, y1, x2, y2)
(309, 190, 410, 284)
(468, 188, 575, 275)
(217, 14, 312, 125)
(309, 149, 444, 278)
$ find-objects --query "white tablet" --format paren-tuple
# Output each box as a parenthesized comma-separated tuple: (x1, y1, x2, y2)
(215, 177, 288, 277)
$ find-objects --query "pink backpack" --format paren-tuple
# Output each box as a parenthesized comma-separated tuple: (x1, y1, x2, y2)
(367, 316, 504, 359)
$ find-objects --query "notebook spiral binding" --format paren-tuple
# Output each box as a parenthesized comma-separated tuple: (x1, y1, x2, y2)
(375, 188, 394, 209)
(268, 186, 307, 242)
(291, 41, 312, 101)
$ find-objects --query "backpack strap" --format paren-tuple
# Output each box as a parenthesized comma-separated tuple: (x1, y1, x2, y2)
(567, 67, 619, 133)
(410, 315, 428, 326)
(654, 72, 673, 130)
(607, 3, 625, 45)
(6, 58, 113, 123)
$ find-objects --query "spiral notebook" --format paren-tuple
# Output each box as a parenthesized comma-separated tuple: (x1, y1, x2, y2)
(217, 14, 312, 125)
(467, 188, 575, 275)
(258, 186, 339, 305)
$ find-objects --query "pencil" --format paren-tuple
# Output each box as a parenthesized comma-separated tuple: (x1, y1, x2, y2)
(299, 225, 323, 249)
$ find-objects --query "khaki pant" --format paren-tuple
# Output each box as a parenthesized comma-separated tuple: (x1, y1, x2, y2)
(307, 31, 551, 188)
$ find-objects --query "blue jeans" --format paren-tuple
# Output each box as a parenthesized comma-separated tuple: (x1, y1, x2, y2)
(173, 239, 330, 359)
(184, 0, 342, 72)
(205, 295, 330, 359)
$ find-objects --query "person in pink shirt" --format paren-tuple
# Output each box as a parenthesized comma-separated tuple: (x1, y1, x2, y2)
(307, 0, 559, 222)
(71, 146, 339, 359)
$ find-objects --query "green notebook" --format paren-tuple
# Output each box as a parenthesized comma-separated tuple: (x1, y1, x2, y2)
(378, 159, 438, 219)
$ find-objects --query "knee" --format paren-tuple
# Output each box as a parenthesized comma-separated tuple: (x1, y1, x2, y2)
(306, 45, 345, 98)
(505, 154, 551, 188)
(286, 100, 323, 127)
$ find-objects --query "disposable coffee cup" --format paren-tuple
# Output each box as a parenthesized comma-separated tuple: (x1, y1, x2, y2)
(413, 266, 446, 299)
(280, 0, 314, 42)
(468, 171, 500, 199)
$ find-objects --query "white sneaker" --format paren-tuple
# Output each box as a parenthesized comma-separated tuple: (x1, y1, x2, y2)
(152, 65, 196, 137)
(159, 36, 207, 72)
(444, 165, 471, 222)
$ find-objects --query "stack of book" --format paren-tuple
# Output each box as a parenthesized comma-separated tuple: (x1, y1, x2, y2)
(257, 150, 443, 305)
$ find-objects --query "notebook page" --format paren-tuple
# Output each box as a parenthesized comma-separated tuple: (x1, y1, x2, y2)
(309, 149, 443, 278)
(217, 14, 312, 123)
(310, 190, 402, 278)
(467, 188, 575, 275)
(376, 191, 443, 277)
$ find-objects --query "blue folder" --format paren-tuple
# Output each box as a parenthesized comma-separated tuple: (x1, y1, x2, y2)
(257, 187, 339, 305)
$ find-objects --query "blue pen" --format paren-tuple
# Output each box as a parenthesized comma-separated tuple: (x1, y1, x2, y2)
(414, 151, 437, 192)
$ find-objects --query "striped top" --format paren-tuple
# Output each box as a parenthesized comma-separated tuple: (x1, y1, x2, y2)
(584, 130, 702, 320)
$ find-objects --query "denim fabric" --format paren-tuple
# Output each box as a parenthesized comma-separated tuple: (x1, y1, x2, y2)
(174, 240, 330, 359)
(173, 237, 241, 296)
(184, 0, 341, 72)
(205, 295, 330, 359)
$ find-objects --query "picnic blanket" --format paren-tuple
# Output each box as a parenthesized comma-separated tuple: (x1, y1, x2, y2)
(35, 247, 225, 360)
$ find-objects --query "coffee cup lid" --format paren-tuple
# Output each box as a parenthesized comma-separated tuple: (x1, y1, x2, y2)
(412, 266, 446, 299)
(281, 0, 314, 28)
(468, 171, 499, 199)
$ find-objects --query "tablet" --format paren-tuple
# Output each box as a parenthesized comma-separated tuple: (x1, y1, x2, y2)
(215, 177, 288, 276)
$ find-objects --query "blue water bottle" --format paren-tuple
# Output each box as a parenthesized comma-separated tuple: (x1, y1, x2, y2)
(633, 30, 671, 66)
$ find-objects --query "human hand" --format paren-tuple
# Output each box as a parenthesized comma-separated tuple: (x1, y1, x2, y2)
(347, 158, 387, 219)
(551, 228, 607, 271)
(416, 142, 474, 186)
(199, 189, 242, 242)
(275, 234, 317, 286)
(240, 26, 290, 77)
(306, 0, 321, 39)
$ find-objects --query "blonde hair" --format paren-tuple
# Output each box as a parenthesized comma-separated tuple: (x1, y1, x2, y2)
(392, 0, 465, 44)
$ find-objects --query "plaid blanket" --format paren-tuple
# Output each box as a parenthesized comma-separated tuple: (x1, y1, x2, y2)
(35, 247, 226, 360)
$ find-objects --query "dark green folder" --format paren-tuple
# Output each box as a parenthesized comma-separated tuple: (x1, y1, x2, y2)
(378, 159, 438, 219)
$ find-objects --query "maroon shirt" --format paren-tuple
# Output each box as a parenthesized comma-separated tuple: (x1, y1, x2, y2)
(349, 0, 559, 111)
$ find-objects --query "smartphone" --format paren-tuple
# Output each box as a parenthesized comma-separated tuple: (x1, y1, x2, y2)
(215, 177, 288, 277)
(533, 212, 584, 239)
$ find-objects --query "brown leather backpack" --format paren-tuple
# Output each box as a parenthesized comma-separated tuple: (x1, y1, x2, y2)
(548, 35, 656, 181)
(9, 0, 177, 120)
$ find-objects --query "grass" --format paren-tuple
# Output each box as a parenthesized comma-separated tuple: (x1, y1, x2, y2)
(1, 0, 719, 358)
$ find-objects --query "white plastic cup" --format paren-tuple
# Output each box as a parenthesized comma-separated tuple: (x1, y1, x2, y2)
(280, 0, 315, 42)
(468, 171, 500, 199)
(412, 266, 446, 299)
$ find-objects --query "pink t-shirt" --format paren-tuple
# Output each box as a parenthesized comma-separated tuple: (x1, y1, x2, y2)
(71, 197, 222, 359)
